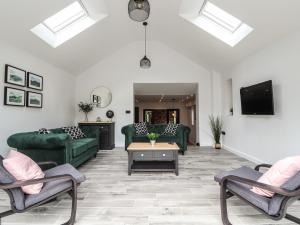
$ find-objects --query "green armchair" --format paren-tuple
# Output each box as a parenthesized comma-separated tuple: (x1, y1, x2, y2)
(7, 127, 99, 168)
(121, 124, 191, 155)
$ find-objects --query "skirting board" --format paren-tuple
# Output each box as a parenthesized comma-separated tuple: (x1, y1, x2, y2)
(223, 144, 265, 164)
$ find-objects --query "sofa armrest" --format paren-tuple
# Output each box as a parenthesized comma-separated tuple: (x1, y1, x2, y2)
(7, 133, 71, 150)
(121, 125, 135, 149)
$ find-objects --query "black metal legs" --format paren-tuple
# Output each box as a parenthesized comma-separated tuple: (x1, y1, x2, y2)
(62, 185, 77, 225)
(285, 214, 300, 224)
(220, 182, 232, 225)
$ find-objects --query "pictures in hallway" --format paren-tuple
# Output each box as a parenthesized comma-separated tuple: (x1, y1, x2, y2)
(3, 64, 43, 108)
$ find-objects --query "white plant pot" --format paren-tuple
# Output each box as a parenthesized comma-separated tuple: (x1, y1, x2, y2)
(150, 140, 156, 147)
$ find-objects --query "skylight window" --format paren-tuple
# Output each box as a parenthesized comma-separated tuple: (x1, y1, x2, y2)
(179, 0, 253, 47)
(196, 1, 253, 47)
(200, 2, 242, 33)
(43, 2, 88, 33)
(31, 1, 108, 48)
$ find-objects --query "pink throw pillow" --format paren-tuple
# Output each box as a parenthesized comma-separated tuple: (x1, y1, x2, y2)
(252, 156, 300, 197)
(3, 150, 45, 194)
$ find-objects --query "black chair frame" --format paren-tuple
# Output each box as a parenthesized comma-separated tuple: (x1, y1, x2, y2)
(220, 164, 300, 225)
(0, 162, 78, 225)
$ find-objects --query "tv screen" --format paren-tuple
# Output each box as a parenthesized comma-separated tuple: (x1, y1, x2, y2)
(240, 80, 274, 115)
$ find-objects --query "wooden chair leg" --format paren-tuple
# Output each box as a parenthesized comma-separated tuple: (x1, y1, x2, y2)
(220, 183, 232, 225)
(62, 187, 77, 225)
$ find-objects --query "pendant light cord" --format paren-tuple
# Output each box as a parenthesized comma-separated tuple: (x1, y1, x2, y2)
(144, 23, 147, 56)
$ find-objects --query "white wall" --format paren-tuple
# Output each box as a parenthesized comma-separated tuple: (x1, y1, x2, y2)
(222, 31, 300, 164)
(75, 42, 221, 147)
(0, 41, 75, 155)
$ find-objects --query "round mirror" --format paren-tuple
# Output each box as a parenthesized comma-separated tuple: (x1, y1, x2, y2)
(90, 86, 112, 108)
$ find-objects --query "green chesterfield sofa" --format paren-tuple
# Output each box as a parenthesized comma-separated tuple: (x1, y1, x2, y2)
(121, 124, 191, 155)
(7, 127, 99, 168)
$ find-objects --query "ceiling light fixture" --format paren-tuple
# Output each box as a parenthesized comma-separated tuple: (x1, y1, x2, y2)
(140, 22, 151, 69)
(128, 0, 150, 22)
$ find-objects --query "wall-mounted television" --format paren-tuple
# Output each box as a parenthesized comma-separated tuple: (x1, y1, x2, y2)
(240, 80, 274, 115)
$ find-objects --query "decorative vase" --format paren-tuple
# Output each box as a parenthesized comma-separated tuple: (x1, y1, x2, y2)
(214, 143, 222, 149)
(84, 113, 88, 122)
(150, 140, 156, 147)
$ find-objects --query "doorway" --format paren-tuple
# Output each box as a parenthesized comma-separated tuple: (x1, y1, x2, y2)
(133, 83, 199, 145)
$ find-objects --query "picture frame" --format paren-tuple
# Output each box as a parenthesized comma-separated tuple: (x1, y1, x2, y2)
(26, 91, 43, 108)
(27, 72, 43, 91)
(5, 64, 26, 87)
(4, 87, 26, 107)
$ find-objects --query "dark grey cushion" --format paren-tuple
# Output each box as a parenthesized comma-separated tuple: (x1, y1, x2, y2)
(25, 164, 85, 208)
(269, 171, 300, 215)
(0, 158, 25, 210)
(215, 166, 270, 214)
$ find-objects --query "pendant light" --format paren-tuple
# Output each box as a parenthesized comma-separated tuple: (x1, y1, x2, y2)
(140, 22, 151, 69)
(128, 0, 150, 22)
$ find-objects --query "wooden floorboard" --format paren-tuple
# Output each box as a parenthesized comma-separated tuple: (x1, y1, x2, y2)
(0, 147, 299, 225)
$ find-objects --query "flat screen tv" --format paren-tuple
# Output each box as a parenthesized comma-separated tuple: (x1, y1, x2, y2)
(240, 80, 274, 115)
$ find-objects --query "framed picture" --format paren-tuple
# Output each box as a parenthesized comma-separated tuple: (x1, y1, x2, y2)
(27, 72, 43, 90)
(4, 87, 25, 106)
(26, 91, 43, 108)
(5, 64, 26, 87)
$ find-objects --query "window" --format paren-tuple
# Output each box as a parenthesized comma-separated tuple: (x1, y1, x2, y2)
(196, 1, 253, 47)
(42, 2, 88, 33)
(180, 1, 253, 47)
(31, 1, 107, 48)
(200, 2, 242, 33)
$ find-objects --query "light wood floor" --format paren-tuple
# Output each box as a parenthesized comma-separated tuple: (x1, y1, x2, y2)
(1, 147, 299, 225)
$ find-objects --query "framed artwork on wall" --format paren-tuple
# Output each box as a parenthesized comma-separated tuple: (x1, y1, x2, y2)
(27, 72, 43, 90)
(26, 91, 43, 108)
(4, 87, 26, 106)
(5, 64, 26, 87)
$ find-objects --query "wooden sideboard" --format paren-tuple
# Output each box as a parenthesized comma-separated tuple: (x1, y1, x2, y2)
(78, 122, 115, 150)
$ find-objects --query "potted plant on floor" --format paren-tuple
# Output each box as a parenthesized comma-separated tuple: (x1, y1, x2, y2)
(209, 115, 223, 149)
(147, 133, 160, 147)
(78, 102, 93, 122)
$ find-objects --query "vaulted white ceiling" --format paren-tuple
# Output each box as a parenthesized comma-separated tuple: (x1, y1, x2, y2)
(0, 0, 300, 75)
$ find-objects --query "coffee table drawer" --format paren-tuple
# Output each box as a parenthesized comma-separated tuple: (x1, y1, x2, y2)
(133, 151, 153, 160)
(154, 151, 174, 160)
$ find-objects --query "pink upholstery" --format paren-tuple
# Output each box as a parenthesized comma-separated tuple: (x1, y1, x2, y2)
(252, 156, 300, 197)
(3, 150, 45, 194)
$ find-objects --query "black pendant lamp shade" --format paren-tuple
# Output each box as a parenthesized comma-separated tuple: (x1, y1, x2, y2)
(128, 0, 150, 22)
(140, 22, 151, 69)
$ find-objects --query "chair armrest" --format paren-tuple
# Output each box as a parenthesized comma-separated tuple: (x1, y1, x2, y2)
(37, 161, 58, 167)
(254, 164, 272, 171)
(221, 175, 300, 197)
(0, 174, 76, 190)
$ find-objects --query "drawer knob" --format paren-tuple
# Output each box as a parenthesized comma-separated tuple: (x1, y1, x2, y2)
(163, 154, 166, 157)
(141, 154, 144, 157)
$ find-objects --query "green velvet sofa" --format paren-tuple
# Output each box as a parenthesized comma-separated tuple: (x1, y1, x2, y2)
(7, 127, 99, 168)
(121, 124, 191, 155)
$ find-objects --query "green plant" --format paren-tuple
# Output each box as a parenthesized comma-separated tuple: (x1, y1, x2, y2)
(209, 115, 223, 144)
(147, 132, 160, 140)
(78, 102, 93, 121)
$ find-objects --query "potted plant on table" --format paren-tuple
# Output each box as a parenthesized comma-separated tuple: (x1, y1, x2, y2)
(78, 102, 93, 122)
(147, 133, 160, 147)
(209, 115, 223, 149)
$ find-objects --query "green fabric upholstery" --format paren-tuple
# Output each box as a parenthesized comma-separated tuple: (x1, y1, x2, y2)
(121, 124, 190, 154)
(7, 128, 99, 168)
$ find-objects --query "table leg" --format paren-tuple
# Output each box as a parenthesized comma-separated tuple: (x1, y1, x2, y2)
(128, 151, 132, 176)
(175, 150, 179, 176)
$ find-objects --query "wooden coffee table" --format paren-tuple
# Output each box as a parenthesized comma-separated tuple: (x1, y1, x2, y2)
(127, 142, 179, 176)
